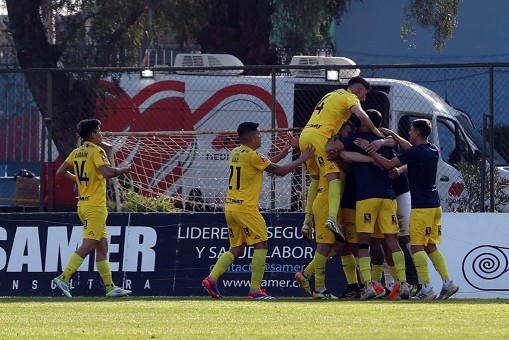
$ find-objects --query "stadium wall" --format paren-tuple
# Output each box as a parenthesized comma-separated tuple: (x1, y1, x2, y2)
(0, 212, 507, 299)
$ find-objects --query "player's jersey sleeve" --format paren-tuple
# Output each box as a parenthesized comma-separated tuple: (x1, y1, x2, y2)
(250, 151, 271, 172)
(94, 147, 110, 168)
(397, 147, 420, 165)
(65, 150, 75, 166)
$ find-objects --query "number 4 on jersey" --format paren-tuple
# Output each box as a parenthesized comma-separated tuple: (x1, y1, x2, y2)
(74, 160, 90, 186)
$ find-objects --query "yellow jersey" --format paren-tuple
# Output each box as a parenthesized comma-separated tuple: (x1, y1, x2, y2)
(65, 141, 110, 207)
(303, 89, 359, 138)
(225, 145, 271, 213)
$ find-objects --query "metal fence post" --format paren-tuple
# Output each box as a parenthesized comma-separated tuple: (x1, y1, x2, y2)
(271, 68, 276, 211)
(39, 116, 46, 212)
(47, 71, 53, 212)
(489, 65, 495, 212)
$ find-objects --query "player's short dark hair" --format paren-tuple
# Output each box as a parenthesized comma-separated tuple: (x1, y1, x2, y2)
(237, 122, 259, 138)
(412, 119, 432, 138)
(366, 109, 382, 128)
(77, 119, 101, 140)
(348, 76, 370, 91)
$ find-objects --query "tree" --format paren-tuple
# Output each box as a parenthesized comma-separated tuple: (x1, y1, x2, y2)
(5, 0, 462, 158)
(270, 0, 350, 56)
(6, 0, 149, 157)
(402, 0, 463, 50)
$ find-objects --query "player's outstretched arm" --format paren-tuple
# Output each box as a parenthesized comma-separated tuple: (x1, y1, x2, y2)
(269, 140, 291, 163)
(351, 105, 384, 137)
(370, 151, 403, 170)
(379, 128, 412, 150)
(265, 146, 315, 176)
(98, 164, 132, 178)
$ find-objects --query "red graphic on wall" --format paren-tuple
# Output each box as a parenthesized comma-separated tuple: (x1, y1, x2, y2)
(448, 182, 465, 197)
(96, 80, 289, 195)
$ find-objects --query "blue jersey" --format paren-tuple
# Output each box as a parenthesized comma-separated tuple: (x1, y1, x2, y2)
(341, 171, 356, 209)
(390, 149, 410, 196)
(397, 143, 440, 208)
(342, 132, 395, 201)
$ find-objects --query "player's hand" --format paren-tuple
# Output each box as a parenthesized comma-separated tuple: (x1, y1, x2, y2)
(121, 163, 132, 175)
(388, 167, 401, 179)
(287, 132, 300, 149)
(354, 138, 369, 150)
(366, 139, 384, 154)
(299, 145, 315, 162)
(380, 127, 396, 137)
(327, 150, 339, 160)
(301, 223, 313, 243)
(278, 141, 292, 158)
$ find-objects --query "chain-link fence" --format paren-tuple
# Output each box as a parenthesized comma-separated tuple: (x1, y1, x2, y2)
(1, 61, 508, 212)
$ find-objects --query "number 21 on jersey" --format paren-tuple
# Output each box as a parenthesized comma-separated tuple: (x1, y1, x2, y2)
(229, 165, 241, 190)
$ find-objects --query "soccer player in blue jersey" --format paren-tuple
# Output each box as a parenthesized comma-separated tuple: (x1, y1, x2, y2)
(367, 119, 459, 300)
(326, 110, 411, 300)
(356, 139, 416, 298)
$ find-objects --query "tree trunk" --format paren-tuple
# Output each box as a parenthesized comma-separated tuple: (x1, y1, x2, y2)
(7, 0, 98, 158)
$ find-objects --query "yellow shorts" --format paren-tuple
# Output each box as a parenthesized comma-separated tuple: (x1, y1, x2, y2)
(77, 206, 108, 241)
(409, 207, 442, 246)
(340, 208, 358, 243)
(312, 195, 336, 244)
(299, 131, 340, 177)
(225, 210, 268, 247)
(356, 198, 398, 235)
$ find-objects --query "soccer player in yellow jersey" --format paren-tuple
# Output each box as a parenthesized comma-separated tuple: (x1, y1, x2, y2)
(53, 119, 132, 298)
(299, 76, 383, 243)
(202, 122, 314, 300)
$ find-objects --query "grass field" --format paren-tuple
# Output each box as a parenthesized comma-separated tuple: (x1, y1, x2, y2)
(1, 297, 508, 339)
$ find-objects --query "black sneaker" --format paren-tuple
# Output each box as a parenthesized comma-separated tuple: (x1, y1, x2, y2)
(339, 284, 361, 300)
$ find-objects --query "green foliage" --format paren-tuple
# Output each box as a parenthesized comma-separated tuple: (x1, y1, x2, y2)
(402, 0, 462, 50)
(452, 161, 509, 212)
(112, 189, 183, 212)
(270, 0, 350, 53)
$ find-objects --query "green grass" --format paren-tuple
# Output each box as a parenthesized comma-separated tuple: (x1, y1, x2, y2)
(1, 297, 508, 339)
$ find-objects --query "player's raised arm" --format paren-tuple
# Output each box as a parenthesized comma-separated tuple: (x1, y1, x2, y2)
(265, 146, 315, 176)
(380, 128, 412, 150)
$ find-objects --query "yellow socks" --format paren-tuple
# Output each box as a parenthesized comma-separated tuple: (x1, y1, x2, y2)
(371, 264, 384, 283)
(313, 252, 328, 291)
(341, 254, 357, 285)
(59, 252, 84, 283)
(392, 251, 407, 282)
(250, 249, 268, 291)
(97, 260, 115, 291)
(210, 251, 235, 281)
(303, 260, 315, 278)
(304, 179, 319, 224)
(358, 256, 372, 285)
(413, 251, 430, 284)
(429, 250, 450, 281)
(328, 179, 341, 221)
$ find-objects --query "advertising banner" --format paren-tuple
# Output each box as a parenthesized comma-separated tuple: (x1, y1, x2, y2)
(0, 212, 345, 297)
(1, 212, 508, 298)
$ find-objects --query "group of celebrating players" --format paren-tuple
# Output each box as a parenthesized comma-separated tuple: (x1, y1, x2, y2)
(202, 76, 459, 301)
